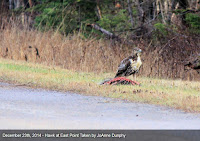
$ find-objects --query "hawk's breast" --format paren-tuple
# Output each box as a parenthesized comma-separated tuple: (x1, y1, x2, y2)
(130, 56, 142, 71)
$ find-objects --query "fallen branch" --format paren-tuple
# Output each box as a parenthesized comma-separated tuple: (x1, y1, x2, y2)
(88, 24, 122, 42)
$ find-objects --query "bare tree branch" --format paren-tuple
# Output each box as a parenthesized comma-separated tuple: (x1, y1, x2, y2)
(89, 24, 122, 41)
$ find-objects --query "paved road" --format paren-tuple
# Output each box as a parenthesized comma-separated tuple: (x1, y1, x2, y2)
(0, 82, 200, 129)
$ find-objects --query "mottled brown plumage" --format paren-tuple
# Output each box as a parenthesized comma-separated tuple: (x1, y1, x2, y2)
(115, 47, 142, 78)
(100, 47, 143, 85)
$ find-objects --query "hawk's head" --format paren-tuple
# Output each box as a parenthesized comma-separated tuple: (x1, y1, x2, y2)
(132, 47, 142, 56)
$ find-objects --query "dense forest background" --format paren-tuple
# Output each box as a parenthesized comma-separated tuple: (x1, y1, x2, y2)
(0, 0, 200, 80)
(1, 0, 200, 36)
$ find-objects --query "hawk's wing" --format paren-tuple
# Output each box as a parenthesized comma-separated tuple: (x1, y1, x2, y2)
(115, 55, 139, 78)
(115, 57, 132, 77)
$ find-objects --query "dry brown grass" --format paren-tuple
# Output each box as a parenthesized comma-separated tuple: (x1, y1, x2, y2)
(0, 23, 131, 73)
(0, 22, 200, 81)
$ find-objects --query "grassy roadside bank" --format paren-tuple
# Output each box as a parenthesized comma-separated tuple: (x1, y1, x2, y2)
(0, 58, 200, 112)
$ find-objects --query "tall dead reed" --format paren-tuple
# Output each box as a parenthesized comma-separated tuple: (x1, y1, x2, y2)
(0, 21, 130, 73)
(0, 20, 200, 80)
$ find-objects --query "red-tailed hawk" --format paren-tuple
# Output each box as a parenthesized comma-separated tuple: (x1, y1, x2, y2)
(115, 47, 142, 78)
(101, 47, 142, 85)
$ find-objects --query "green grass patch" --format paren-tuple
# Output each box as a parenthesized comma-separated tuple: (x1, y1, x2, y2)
(0, 58, 200, 112)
